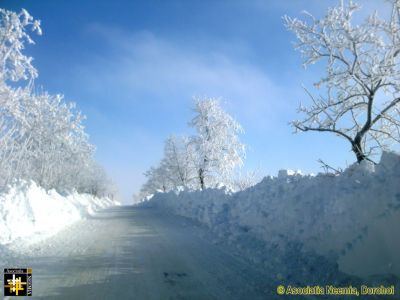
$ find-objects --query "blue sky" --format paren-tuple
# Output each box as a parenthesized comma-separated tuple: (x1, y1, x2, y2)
(2, 0, 385, 202)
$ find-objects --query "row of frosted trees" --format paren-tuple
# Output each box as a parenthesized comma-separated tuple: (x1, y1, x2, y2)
(0, 9, 113, 196)
(139, 97, 260, 198)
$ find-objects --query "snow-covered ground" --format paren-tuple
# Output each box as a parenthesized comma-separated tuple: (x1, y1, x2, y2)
(145, 151, 400, 281)
(0, 206, 281, 299)
(0, 180, 119, 246)
(0, 187, 398, 299)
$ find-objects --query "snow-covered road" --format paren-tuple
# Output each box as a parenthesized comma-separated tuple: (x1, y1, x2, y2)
(1, 206, 275, 299)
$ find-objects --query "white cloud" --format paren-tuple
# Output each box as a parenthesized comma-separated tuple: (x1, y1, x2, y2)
(76, 25, 297, 130)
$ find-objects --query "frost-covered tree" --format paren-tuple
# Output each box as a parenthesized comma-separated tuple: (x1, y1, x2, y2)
(230, 169, 262, 192)
(140, 135, 197, 196)
(140, 163, 172, 195)
(139, 98, 247, 197)
(0, 8, 41, 174)
(189, 97, 246, 189)
(285, 0, 400, 163)
(0, 83, 109, 194)
(19, 93, 91, 189)
(0, 8, 41, 84)
(163, 135, 198, 190)
(77, 161, 116, 197)
(0, 8, 42, 187)
(139, 98, 247, 199)
(0, 8, 112, 197)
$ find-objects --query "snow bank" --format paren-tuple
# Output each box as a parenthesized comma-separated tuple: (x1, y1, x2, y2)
(0, 180, 119, 245)
(147, 151, 400, 280)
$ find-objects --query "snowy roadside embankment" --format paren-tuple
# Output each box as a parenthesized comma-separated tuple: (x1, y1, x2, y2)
(146, 151, 400, 280)
(0, 180, 119, 245)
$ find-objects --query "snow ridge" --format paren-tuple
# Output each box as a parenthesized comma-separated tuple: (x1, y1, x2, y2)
(146, 151, 400, 280)
(0, 180, 119, 245)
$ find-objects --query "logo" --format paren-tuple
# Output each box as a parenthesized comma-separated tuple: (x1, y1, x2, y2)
(277, 285, 285, 295)
(4, 268, 32, 296)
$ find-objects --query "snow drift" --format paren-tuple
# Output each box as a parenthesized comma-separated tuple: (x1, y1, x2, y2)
(0, 180, 119, 245)
(146, 151, 400, 279)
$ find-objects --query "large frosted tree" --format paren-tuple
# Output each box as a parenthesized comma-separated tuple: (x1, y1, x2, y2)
(189, 97, 245, 189)
(285, 0, 400, 163)
(140, 98, 247, 196)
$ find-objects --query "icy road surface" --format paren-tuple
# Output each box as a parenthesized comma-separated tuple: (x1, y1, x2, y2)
(1, 206, 274, 299)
